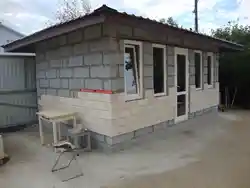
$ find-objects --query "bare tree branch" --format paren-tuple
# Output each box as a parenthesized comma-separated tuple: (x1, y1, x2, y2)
(46, 0, 91, 26)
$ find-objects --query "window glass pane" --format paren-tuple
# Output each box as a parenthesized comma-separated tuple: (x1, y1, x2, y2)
(153, 47, 164, 94)
(207, 56, 211, 85)
(177, 54, 186, 92)
(177, 94, 186, 116)
(195, 53, 201, 88)
(124, 46, 139, 95)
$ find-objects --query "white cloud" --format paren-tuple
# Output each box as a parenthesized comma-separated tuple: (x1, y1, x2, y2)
(237, 0, 250, 24)
(0, 0, 249, 35)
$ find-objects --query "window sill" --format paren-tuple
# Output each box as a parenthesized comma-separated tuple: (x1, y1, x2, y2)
(195, 88, 202, 91)
(154, 93, 167, 97)
(207, 85, 214, 89)
(125, 94, 142, 102)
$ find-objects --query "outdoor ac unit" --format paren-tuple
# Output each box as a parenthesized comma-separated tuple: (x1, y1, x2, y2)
(0, 135, 4, 160)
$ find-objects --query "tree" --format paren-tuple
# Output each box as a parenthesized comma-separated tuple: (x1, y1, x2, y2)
(212, 21, 250, 108)
(159, 17, 178, 27)
(54, 0, 91, 23)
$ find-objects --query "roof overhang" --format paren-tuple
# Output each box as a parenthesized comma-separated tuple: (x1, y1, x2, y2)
(3, 5, 243, 53)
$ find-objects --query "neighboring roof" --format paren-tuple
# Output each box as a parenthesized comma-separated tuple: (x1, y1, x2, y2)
(0, 22, 25, 38)
(3, 5, 243, 52)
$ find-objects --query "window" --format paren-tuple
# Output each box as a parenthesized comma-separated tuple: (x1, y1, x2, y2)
(194, 52, 202, 89)
(124, 40, 142, 100)
(207, 55, 213, 86)
(153, 44, 166, 96)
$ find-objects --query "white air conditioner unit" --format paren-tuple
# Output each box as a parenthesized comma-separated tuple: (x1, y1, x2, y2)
(0, 135, 5, 160)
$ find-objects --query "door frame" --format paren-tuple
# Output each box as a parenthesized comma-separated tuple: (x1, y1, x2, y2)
(174, 47, 189, 123)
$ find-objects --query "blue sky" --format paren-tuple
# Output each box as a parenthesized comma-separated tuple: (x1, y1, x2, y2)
(0, 0, 249, 35)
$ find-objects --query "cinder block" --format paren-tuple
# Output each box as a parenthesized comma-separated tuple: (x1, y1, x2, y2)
(189, 75, 195, 85)
(133, 27, 149, 38)
(69, 78, 85, 89)
(36, 53, 45, 61)
(60, 69, 73, 78)
(134, 126, 153, 137)
(204, 67, 208, 74)
(167, 46, 175, 56)
(46, 69, 57, 78)
(167, 55, 174, 66)
(84, 24, 101, 40)
(73, 67, 90, 78)
(190, 66, 195, 75)
(102, 23, 117, 37)
(58, 89, 70, 97)
(105, 132, 134, 145)
(40, 79, 49, 88)
(73, 42, 88, 55)
(49, 79, 60, 88)
(168, 76, 175, 87)
(103, 78, 124, 91)
(103, 52, 123, 65)
(117, 25, 133, 37)
(58, 35, 67, 46)
(84, 53, 102, 65)
(143, 42, 153, 55)
(68, 56, 84, 67)
(168, 65, 175, 76)
(37, 62, 48, 70)
(47, 89, 57, 96)
(67, 30, 83, 44)
(37, 71, 46, 79)
(61, 79, 69, 89)
(46, 49, 58, 60)
(90, 66, 118, 78)
(118, 65, 124, 77)
(50, 59, 62, 68)
(153, 122, 167, 131)
(143, 54, 153, 65)
(204, 74, 208, 83)
(85, 79, 103, 89)
(89, 38, 118, 52)
(61, 58, 69, 67)
(144, 65, 153, 77)
(144, 77, 153, 89)
(58, 46, 72, 57)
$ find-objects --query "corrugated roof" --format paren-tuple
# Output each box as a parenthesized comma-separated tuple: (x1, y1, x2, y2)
(3, 4, 243, 51)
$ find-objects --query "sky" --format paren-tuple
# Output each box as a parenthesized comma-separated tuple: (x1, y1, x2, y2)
(0, 0, 249, 36)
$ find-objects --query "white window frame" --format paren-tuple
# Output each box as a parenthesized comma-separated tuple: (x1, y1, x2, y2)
(194, 50, 202, 90)
(152, 44, 167, 97)
(124, 40, 143, 101)
(207, 52, 214, 88)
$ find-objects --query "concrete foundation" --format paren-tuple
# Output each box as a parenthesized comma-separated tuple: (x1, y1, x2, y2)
(91, 105, 218, 152)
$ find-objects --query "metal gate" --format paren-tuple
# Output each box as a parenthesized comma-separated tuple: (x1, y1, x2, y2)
(0, 53, 37, 128)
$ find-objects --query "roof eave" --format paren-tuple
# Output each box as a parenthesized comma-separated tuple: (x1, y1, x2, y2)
(3, 15, 106, 52)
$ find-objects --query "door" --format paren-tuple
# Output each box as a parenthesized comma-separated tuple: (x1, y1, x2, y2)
(175, 48, 189, 123)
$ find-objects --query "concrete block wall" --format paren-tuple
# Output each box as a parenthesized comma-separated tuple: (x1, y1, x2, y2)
(188, 50, 219, 113)
(35, 24, 123, 98)
(110, 89, 176, 136)
(39, 93, 113, 136)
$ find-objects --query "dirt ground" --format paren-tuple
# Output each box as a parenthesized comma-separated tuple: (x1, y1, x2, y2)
(107, 111, 250, 188)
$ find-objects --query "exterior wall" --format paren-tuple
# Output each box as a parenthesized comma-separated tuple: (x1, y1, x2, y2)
(35, 24, 122, 98)
(0, 26, 23, 52)
(37, 22, 220, 151)
(188, 50, 219, 113)
(36, 24, 122, 136)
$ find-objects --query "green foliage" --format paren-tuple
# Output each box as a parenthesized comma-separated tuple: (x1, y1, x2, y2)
(159, 17, 178, 27)
(212, 21, 250, 108)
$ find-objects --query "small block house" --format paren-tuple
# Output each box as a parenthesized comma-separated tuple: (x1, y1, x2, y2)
(3, 5, 243, 151)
